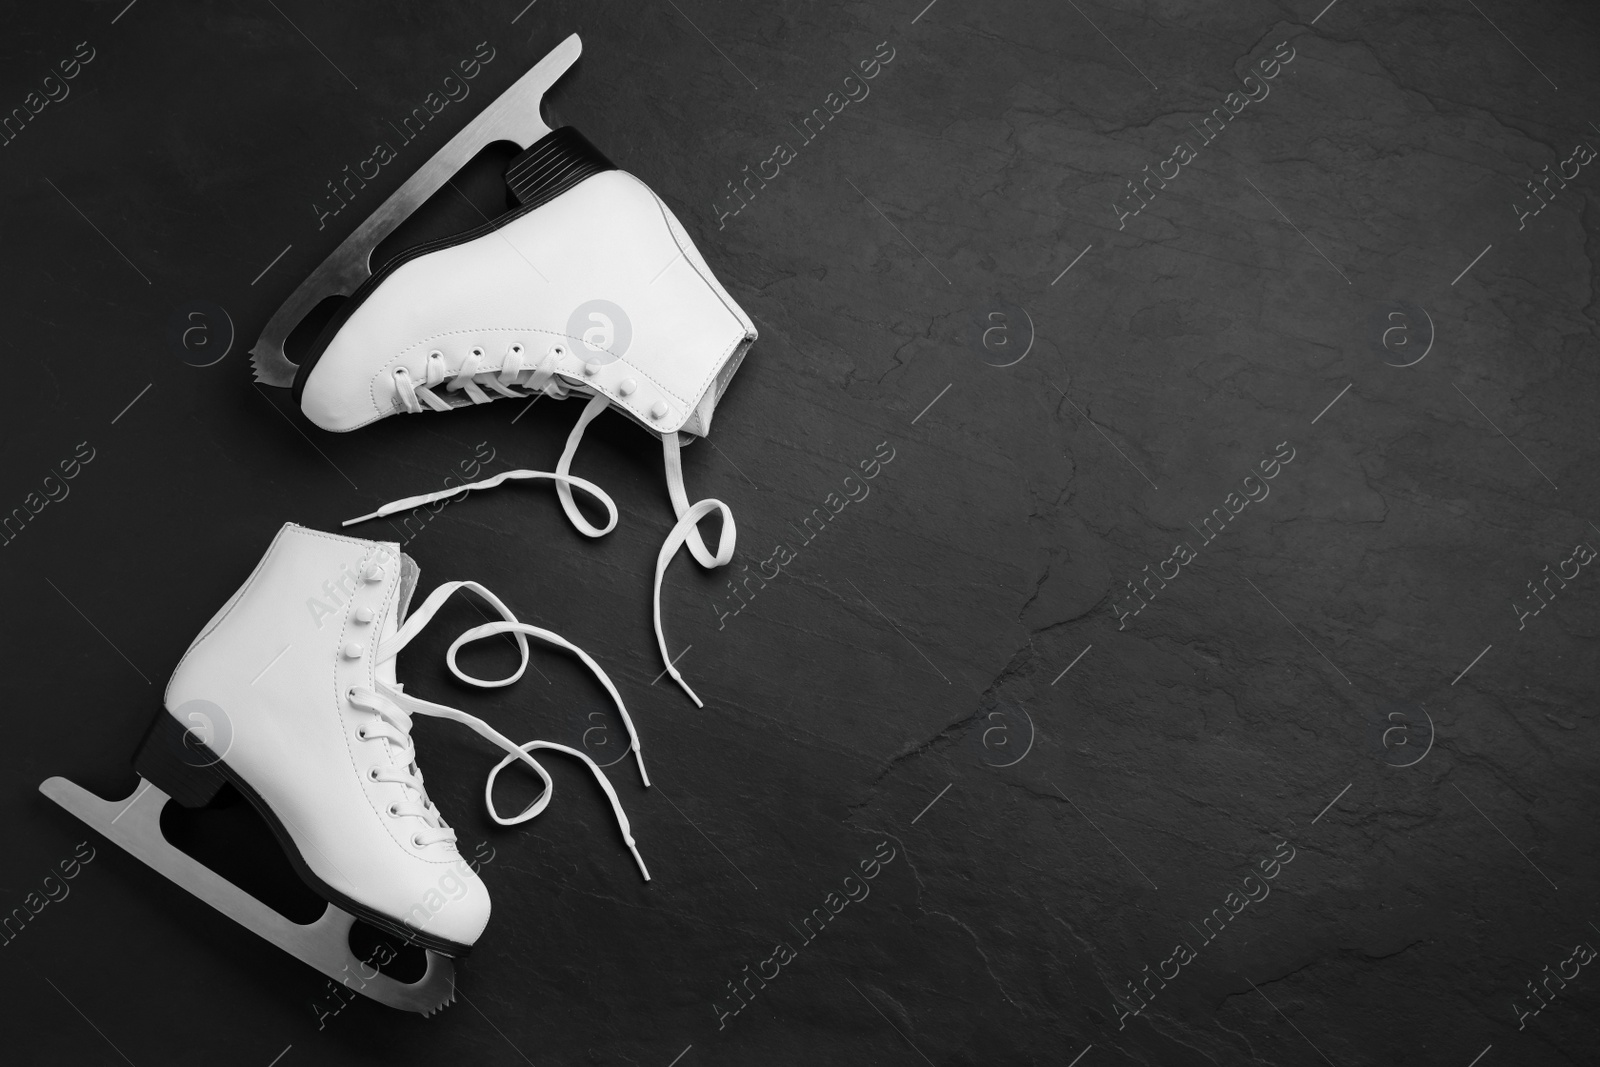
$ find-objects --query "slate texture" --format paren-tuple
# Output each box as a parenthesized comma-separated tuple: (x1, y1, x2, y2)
(1, 1, 1596, 1065)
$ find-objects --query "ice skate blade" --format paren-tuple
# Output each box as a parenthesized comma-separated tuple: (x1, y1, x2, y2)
(38, 776, 456, 1015)
(249, 33, 583, 387)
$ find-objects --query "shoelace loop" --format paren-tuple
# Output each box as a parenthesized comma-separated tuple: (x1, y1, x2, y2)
(351, 579, 650, 880)
(349, 377, 738, 706)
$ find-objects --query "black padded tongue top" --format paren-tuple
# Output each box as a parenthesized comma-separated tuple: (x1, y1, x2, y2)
(505, 126, 616, 209)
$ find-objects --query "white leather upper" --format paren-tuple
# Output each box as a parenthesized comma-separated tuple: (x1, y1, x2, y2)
(300, 170, 756, 436)
(164, 523, 491, 947)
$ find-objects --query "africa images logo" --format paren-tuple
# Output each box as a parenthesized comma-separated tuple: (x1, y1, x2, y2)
(167, 698, 233, 768)
(973, 696, 1035, 768)
(971, 302, 1034, 367)
(566, 299, 632, 366)
(1362, 701, 1434, 768)
(1369, 301, 1433, 367)
(168, 301, 235, 368)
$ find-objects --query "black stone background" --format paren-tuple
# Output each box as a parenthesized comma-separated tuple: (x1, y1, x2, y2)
(1, 1, 1597, 1064)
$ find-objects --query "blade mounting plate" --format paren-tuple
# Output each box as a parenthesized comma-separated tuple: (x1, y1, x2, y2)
(39, 776, 457, 1014)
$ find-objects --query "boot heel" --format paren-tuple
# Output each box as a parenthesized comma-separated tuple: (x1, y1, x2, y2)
(133, 709, 229, 808)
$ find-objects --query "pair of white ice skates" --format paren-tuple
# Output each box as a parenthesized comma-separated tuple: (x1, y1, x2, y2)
(42, 36, 754, 1014)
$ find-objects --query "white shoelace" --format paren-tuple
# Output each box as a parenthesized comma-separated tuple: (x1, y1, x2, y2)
(391, 344, 573, 413)
(348, 579, 649, 880)
(653, 497, 733, 706)
(349, 364, 738, 706)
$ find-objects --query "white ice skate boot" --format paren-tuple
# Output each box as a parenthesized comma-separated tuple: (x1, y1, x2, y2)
(41, 522, 648, 1014)
(262, 40, 754, 707)
(292, 131, 755, 444)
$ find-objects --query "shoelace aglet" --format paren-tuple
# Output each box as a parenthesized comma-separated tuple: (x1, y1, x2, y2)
(669, 666, 705, 709)
(627, 838, 651, 882)
(634, 746, 651, 788)
(345, 487, 467, 527)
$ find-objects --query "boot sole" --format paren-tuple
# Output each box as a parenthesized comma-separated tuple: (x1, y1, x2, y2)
(133, 709, 477, 959)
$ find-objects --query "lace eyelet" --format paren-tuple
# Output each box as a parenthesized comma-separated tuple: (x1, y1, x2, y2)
(412, 833, 426, 848)
(357, 727, 367, 740)
(471, 346, 485, 357)
(388, 803, 400, 817)
(510, 344, 523, 354)
(367, 767, 379, 781)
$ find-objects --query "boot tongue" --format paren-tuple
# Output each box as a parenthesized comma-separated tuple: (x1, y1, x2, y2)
(395, 553, 422, 625)
(374, 552, 421, 693)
